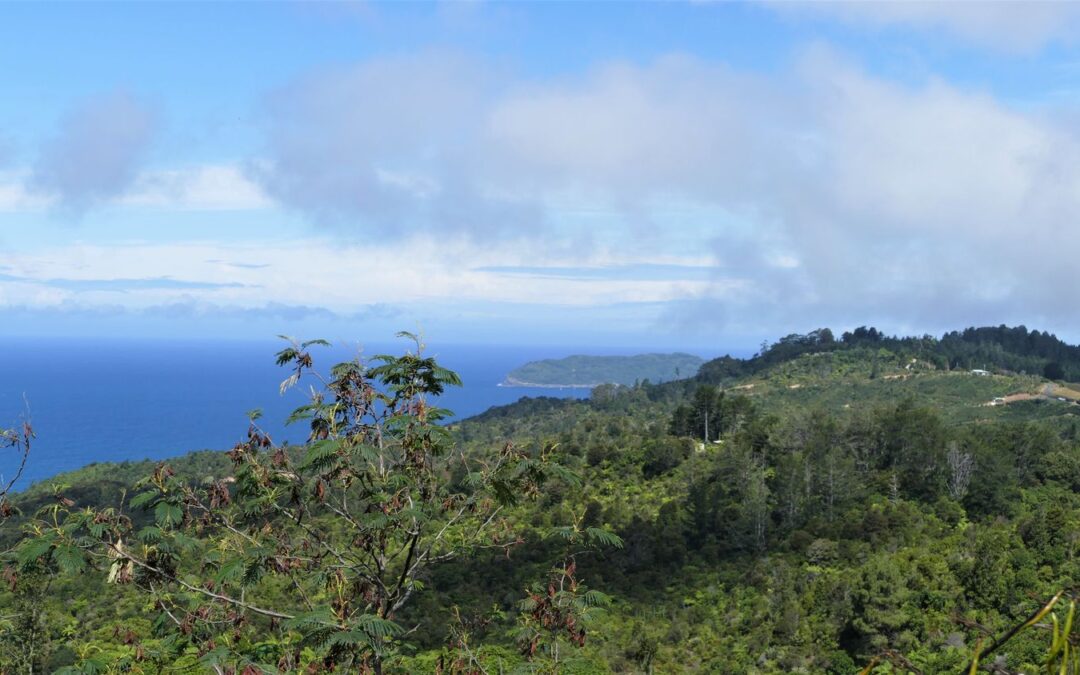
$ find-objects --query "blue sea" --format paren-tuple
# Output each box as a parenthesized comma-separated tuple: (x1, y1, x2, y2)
(0, 337, 629, 489)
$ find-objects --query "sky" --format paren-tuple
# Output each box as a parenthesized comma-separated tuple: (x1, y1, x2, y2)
(5, 1, 1080, 351)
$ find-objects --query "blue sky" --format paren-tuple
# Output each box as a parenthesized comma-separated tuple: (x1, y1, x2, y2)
(5, 2, 1080, 351)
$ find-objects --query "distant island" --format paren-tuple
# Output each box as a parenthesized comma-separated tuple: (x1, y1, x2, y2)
(501, 352, 704, 388)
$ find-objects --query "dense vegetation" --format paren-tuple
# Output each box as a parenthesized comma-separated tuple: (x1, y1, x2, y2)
(696, 325, 1080, 386)
(8, 325, 1080, 673)
(503, 353, 704, 388)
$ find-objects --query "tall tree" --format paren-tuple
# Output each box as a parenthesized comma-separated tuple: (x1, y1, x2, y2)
(13, 334, 582, 673)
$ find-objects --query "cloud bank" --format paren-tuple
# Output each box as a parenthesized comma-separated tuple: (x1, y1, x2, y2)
(10, 30, 1080, 345)
(244, 46, 1080, 338)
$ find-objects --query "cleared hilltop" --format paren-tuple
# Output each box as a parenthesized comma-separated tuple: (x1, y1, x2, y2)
(678, 324, 1080, 426)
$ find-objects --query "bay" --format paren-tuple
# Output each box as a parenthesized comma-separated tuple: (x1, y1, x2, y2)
(0, 337, 625, 489)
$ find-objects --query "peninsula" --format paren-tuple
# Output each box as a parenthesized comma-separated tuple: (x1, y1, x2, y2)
(501, 352, 704, 388)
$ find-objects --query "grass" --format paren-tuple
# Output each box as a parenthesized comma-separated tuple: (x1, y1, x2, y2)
(728, 350, 1064, 426)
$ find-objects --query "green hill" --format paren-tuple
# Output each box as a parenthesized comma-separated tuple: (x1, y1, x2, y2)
(9, 325, 1080, 673)
(695, 324, 1080, 386)
(503, 352, 703, 387)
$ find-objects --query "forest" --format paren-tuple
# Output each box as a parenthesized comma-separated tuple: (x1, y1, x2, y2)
(6, 326, 1080, 673)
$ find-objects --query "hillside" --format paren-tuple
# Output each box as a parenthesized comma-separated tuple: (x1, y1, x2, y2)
(698, 345, 1073, 425)
(502, 352, 703, 387)
(694, 324, 1080, 386)
(7, 325, 1080, 673)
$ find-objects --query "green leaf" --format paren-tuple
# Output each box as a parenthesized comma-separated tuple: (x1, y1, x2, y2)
(129, 490, 158, 510)
(137, 525, 163, 543)
(395, 507, 430, 524)
(354, 613, 404, 637)
(327, 630, 376, 649)
(346, 443, 380, 463)
(154, 501, 183, 527)
(546, 526, 576, 541)
(283, 609, 338, 632)
(170, 532, 200, 552)
(243, 558, 266, 586)
(580, 589, 613, 608)
(197, 647, 232, 667)
(546, 463, 583, 486)
(330, 361, 362, 379)
(585, 527, 624, 549)
(52, 544, 87, 574)
(489, 479, 520, 507)
(55, 657, 107, 675)
(432, 365, 463, 387)
(16, 537, 53, 566)
(275, 347, 299, 367)
(215, 558, 246, 584)
(360, 511, 389, 529)
(299, 439, 342, 471)
(285, 403, 318, 426)
(425, 405, 457, 422)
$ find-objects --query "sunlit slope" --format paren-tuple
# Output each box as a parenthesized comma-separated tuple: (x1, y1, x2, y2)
(723, 348, 1075, 425)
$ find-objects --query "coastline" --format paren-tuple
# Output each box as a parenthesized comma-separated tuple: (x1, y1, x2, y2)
(498, 378, 602, 389)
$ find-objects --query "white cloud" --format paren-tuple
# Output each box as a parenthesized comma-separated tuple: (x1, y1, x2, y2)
(0, 239, 723, 313)
(251, 52, 525, 235)
(768, 1, 1080, 53)
(777, 50, 1080, 326)
(487, 50, 1080, 334)
(120, 165, 274, 210)
(802, 53, 1059, 233)
(487, 56, 776, 200)
(31, 91, 158, 211)
(0, 164, 272, 212)
(13, 46, 1080, 341)
(225, 47, 1080, 337)
(0, 171, 50, 211)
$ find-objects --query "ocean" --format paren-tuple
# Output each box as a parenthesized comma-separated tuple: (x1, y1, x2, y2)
(0, 337, 616, 489)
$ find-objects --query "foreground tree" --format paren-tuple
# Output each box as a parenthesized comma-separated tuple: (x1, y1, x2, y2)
(0, 415, 31, 526)
(12, 333, 588, 672)
(513, 518, 618, 672)
(0, 414, 41, 671)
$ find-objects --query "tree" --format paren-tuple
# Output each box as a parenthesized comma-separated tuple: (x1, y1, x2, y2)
(669, 386, 748, 442)
(0, 414, 43, 671)
(946, 441, 975, 501)
(0, 567, 51, 673)
(1044, 361, 1065, 380)
(513, 516, 620, 672)
(13, 333, 582, 673)
(815, 327, 835, 344)
(0, 415, 32, 525)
